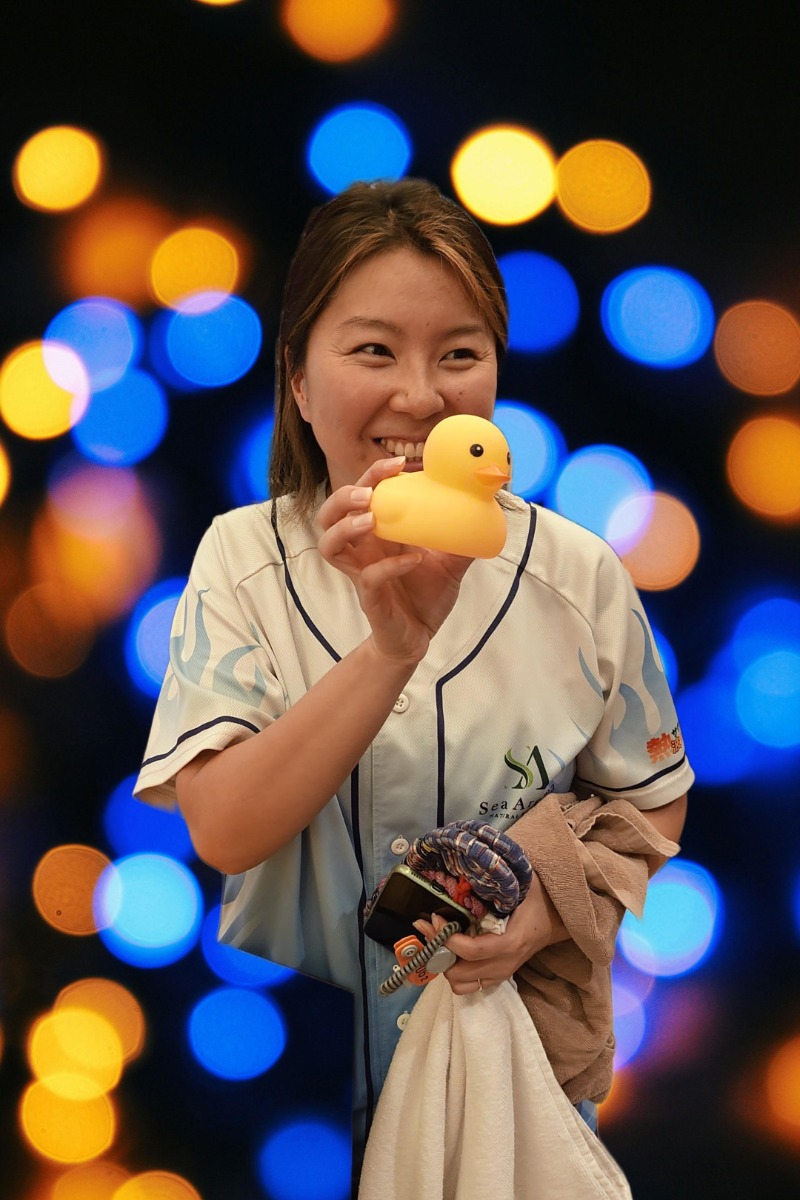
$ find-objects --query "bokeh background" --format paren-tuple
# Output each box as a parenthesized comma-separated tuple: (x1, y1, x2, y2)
(2, 1, 800, 1197)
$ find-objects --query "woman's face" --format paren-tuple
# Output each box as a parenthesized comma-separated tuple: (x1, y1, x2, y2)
(290, 247, 498, 492)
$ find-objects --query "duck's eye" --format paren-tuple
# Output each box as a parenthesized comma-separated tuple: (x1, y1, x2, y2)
(470, 444, 484, 457)
(507, 452, 511, 465)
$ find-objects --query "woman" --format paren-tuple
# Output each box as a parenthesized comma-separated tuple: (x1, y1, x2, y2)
(134, 178, 691, 1183)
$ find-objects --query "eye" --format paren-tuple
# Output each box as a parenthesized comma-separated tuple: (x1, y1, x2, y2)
(470, 444, 484, 457)
(507, 452, 511, 465)
(354, 343, 391, 357)
(444, 347, 477, 360)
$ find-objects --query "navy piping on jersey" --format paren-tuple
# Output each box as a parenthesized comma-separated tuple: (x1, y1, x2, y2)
(575, 752, 688, 794)
(435, 504, 537, 826)
(271, 502, 341, 662)
(273, 500, 376, 1126)
(141, 714, 260, 768)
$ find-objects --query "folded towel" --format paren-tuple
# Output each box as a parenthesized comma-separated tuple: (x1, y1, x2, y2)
(358, 971, 633, 1200)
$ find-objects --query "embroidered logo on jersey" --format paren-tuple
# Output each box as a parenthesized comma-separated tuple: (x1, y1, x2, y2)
(646, 725, 684, 764)
(503, 745, 550, 790)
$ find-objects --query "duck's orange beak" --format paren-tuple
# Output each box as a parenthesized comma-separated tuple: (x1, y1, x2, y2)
(474, 464, 512, 486)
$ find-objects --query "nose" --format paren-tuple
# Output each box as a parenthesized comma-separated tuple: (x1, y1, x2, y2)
(387, 365, 445, 418)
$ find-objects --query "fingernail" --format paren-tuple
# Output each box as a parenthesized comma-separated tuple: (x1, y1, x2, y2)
(387, 455, 405, 466)
(352, 511, 374, 529)
(351, 486, 372, 503)
(412, 920, 426, 933)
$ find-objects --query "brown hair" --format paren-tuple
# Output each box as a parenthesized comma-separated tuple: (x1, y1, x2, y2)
(269, 178, 508, 516)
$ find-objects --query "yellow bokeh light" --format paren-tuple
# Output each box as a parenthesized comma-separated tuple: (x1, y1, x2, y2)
(727, 415, 800, 520)
(766, 1034, 800, 1126)
(714, 300, 800, 395)
(57, 196, 173, 307)
(0, 341, 89, 440)
(28, 1008, 123, 1098)
(281, 0, 396, 62)
(13, 126, 103, 213)
(556, 139, 651, 233)
(32, 844, 111, 936)
(451, 126, 556, 225)
(20, 1078, 115, 1163)
(5, 581, 96, 679)
(53, 1161, 130, 1200)
(0, 440, 10, 507)
(115, 1172, 202, 1200)
(150, 226, 240, 309)
(618, 492, 701, 590)
(56, 978, 146, 1065)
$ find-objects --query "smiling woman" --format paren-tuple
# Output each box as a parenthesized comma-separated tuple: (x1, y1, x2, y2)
(131, 179, 692, 1195)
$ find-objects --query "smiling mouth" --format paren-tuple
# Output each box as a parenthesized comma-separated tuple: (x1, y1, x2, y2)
(378, 437, 426, 462)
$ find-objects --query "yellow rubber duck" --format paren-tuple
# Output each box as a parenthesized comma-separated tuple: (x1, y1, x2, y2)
(370, 414, 512, 558)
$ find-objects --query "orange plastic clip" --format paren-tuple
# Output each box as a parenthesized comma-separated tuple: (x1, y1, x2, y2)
(393, 935, 432, 987)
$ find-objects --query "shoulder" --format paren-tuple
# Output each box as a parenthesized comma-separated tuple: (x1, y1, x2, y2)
(503, 498, 632, 620)
(193, 496, 317, 587)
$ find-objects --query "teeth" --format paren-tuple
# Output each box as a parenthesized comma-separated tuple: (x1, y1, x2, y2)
(380, 438, 425, 460)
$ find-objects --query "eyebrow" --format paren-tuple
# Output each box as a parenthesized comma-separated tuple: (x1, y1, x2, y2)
(335, 316, 489, 338)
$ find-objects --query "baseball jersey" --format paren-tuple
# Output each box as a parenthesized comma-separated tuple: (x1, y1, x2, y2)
(134, 490, 694, 1143)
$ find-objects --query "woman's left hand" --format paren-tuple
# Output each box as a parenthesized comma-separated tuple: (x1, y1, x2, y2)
(414, 875, 567, 995)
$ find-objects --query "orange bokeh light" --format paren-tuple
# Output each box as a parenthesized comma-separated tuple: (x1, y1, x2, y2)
(29, 484, 162, 625)
(32, 844, 111, 936)
(766, 1034, 800, 1127)
(20, 1079, 116, 1164)
(14, 126, 104, 213)
(149, 224, 242, 309)
(619, 492, 701, 590)
(114, 1172, 202, 1200)
(726, 414, 800, 521)
(556, 139, 651, 233)
(56, 196, 173, 308)
(0, 439, 10, 506)
(714, 301, 800, 395)
(56, 978, 146, 1065)
(281, 0, 396, 62)
(5, 581, 95, 678)
(53, 1161, 131, 1200)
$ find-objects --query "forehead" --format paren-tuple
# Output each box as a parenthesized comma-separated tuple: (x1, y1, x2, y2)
(319, 247, 487, 331)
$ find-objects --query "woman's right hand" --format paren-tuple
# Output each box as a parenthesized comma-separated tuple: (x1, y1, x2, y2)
(317, 457, 474, 666)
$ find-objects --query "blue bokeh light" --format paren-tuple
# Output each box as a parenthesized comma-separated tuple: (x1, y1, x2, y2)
(732, 597, 800, 669)
(228, 412, 274, 506)
(257, 1120, 352, 1200)
(45, 298, 142, 391)
(103, 773, 195, 861)
(735, 650, 800, 748)
(493, 400, 564, 500)
(675, 669, 758, 785)
(498, 251, 580, 353)
(551, 444, 652, 542)
(72, 369, 168, 465)
(307, 102, 412, 194)
(95, 853, 203, 968)
(201, 906, 295, 988)
(601, 266, 714, 367)
(612, 983, 647, 1068)
(124, 577, 184, 698)
(618, 859, 723, 977)
(188, 987, 287, 1080)
(165, 293, 262, 388)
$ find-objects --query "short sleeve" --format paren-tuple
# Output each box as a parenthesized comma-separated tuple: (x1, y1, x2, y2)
(574, 548, 694, 810)
(133, 519, 287, 809)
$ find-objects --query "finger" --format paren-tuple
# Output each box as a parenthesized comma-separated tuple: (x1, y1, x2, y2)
(317, 509, 383, 567)
(317, 458, 405, 530)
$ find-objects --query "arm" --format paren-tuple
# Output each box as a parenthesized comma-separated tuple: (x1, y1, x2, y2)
(641, 791, 687, 876)
(177, 457, 474, 875)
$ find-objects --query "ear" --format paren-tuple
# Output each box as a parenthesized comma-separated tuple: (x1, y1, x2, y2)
(286, 348, 311, 423)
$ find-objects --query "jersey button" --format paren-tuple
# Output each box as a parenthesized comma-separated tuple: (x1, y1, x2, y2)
(392, 693, 410, 713)
(391, 836, 410, 856)
(396, 1012, 410, 1031)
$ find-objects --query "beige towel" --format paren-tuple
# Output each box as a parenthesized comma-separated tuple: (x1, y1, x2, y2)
(358, 973, 633, 1200)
